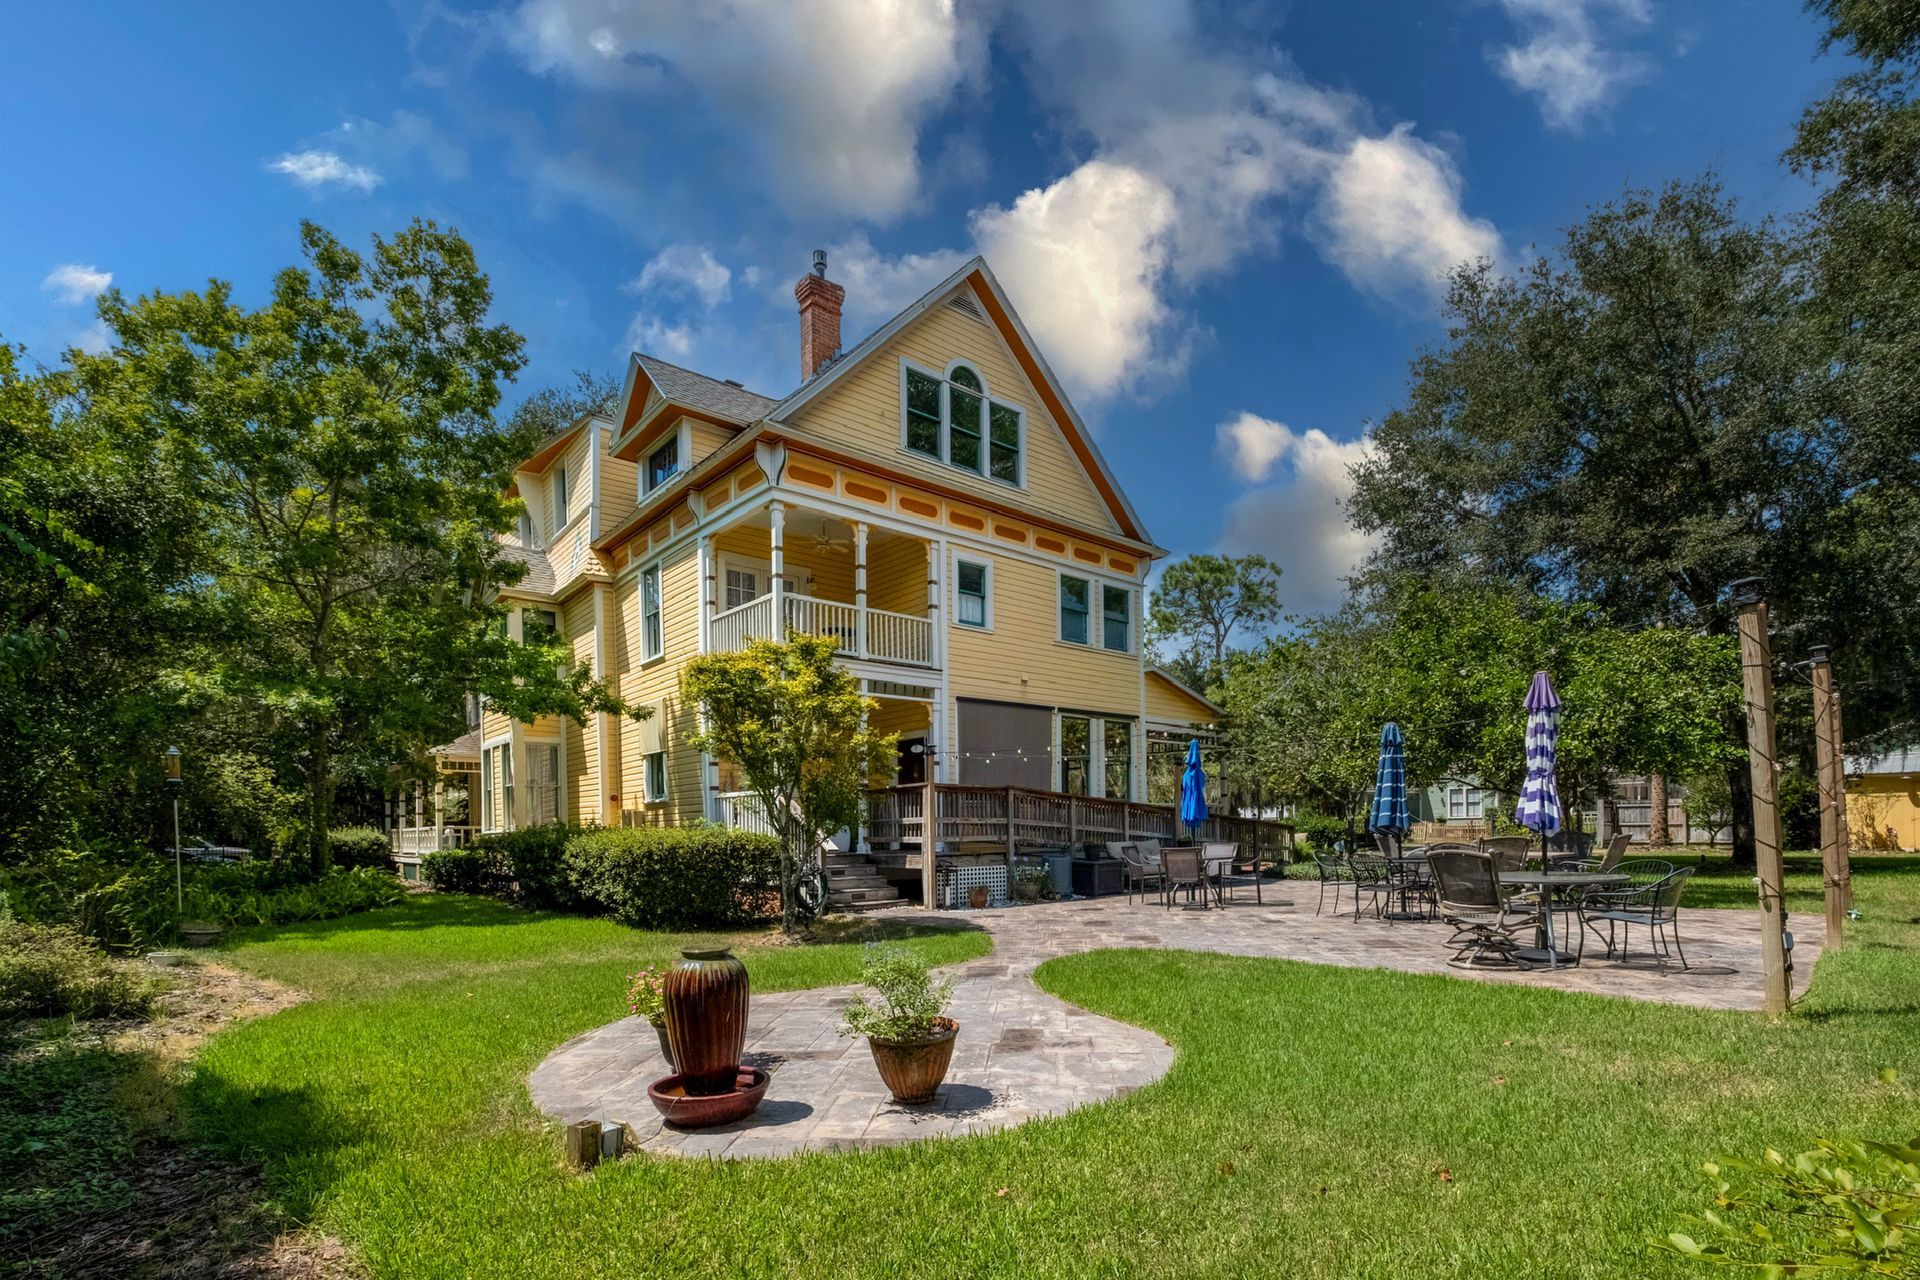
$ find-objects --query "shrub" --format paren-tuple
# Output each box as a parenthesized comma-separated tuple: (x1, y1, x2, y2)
(1293, 814, 1352, 854)
(1659, 1134, 1919, 1273)
(327, 826, 393, 871)
(181, 865, 404, 931)
(562, 827, 780, 929)
(422, 846, 512, 896)
(467, 822, 584, 909)
(838, 944, 953, 1043)
(0, 920, 158, 1021)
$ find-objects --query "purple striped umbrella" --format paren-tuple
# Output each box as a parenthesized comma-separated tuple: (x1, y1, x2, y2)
(1513, 670, 1562, 844)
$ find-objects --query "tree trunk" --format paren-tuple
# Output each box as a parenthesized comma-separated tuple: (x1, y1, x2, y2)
(1648, 773, 1671, 846)
(780, 822, 806, 935)
(306, 726, 333, 879)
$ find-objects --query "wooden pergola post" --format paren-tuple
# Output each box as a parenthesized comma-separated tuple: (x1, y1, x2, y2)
(1809, 645, 1851, 941)
(1732, 579, 1792, 1016)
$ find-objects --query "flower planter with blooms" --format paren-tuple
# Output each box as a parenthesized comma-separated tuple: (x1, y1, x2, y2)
(839, 943, 958, 1104)
(627, 965, 673, 1067)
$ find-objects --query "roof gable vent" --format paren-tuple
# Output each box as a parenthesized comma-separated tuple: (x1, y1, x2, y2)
(947, 292, 985, 324)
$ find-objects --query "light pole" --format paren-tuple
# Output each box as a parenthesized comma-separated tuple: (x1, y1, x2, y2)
(164, 745, 183, 916)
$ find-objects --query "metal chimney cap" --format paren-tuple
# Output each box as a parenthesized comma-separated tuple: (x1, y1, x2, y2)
(811, 249, 827, 277)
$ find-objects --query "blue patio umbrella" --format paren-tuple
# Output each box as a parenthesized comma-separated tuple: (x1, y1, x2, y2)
(1513, 671, 1564, 852)
(1179, 739, 1209, 840)
(1367, 722, 1410, 839)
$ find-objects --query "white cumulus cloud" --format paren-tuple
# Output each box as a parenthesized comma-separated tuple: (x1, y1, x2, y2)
(629, 244, 732, 309)
(42, 263, 112, 304)
(269, 150, 383, 192)
(510, 0, 977, 221)
(1317, 124, 1504, 300)
(1215, 413, 1378, 618)
(1492, 0, 1653, 131)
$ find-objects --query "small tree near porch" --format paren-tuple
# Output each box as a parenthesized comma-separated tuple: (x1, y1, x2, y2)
(683, 634, 896, 933)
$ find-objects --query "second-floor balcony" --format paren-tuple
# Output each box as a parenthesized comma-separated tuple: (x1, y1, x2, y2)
(711, 591, 936, 667)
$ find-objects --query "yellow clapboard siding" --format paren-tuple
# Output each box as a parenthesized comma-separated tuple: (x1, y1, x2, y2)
(947, 550, 1140, 719)
(563, 591, 598, 821)
(615, 544, 704, 825)
(787, 301, 1120, 536)
(1145, 670, 1217, 725)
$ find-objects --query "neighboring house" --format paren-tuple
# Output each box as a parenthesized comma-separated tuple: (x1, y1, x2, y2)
(1847, 748, 1918, 851)
(421, 252, 1181, 851)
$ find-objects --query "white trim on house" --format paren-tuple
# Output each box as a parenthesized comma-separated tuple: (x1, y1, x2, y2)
(638, 559, 665, 664)
(1055, 568, 1136, 655)
(896, 357, 1027, 491)
(950, 550, 994, 632)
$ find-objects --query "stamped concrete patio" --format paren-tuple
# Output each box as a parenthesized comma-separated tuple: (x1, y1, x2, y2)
(528, 886, 1821, 1160)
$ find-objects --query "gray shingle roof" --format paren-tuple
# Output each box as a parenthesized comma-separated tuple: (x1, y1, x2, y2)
(636, 353, 777, 424)
(432, 727, 483, 759)
(1851, 747, 1920, 775)
(497, 542, 555, 597)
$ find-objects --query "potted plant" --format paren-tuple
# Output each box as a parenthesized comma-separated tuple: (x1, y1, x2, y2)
(627, 964, 672, 1067)
(178, 919, 224, 947)
(1011, 863, 1051, 903)
(840, 944, 957, 1104)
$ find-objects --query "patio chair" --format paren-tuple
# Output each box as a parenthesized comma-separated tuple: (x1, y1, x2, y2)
(1119, 843, 1164, 905)
(1478, 836, 1532, 869)
(1344, 850, 1396, 921)
(1202, 841, 1248, 902)
(1580, 867, 1695, 966)
(1161, 846, 1207, 910)
(1134, 838, 1164, 869)
(1613, 858, 1675, 887)
(1373, 831, 1403, 858)
(1310, 849, 1353, 917)
(1560, 833, 1629, 873)
(1428, 847, 1543, 969)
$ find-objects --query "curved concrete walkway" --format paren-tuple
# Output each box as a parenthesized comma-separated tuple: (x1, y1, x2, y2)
(529, 890, 1817, 1160)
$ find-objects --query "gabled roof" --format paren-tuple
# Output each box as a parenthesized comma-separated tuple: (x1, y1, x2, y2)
(1147, 666, 1223, 717)
(496, 542, 555, 598)
(633, 353, 777, 424)
(764, 256, 1154, 546)
(1851, 747, 1920, 776)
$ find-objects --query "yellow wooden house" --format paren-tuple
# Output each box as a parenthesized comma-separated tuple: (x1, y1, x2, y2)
(402, 253, 1226, 896)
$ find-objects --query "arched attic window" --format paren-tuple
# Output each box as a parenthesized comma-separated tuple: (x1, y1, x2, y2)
(901, 360, 1024, 485)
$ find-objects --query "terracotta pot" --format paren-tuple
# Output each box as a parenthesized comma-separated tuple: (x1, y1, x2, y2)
(663, 946, 749, 1096)
(652, 1021, 675, 1069)
(968, 885, 989, 910)
(647, 1066, 769, 1129)
(866, 1016, 959, 1104)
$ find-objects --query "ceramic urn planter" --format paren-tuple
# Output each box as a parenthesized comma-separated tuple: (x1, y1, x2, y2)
(661, 946, 749, 1096)
(866, 1016, 959, 1104)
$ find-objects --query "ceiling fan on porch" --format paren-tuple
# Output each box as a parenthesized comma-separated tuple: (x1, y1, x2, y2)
(807, 515, 854, 555)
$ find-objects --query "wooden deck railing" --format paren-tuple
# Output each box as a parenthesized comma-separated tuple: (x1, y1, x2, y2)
(863, 784, 1293, 861)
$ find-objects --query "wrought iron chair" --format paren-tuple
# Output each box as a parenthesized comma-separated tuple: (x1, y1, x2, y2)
(1479, 836, 1533, 869)
(1161, 846, 1207, 910)
(1344, 850, 1396, 921)
(1119, 843, 1163, 905)
(1429, 847, 1543, 968)
(1310, 849, 1353, 917)
(1581, 866, 1694, 966)
(1560, 832, 1629, 873)
(1202, 841, 1246, 902)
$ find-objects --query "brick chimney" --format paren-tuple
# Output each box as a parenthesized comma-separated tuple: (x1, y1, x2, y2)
(794, 249, 845, 382)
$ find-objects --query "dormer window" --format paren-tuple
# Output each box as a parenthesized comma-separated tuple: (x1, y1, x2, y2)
(646, 436, 679, 492)
(517, 511, 534, 546)
(901, 361, 1024, 486)
(551, 465, 569, 533)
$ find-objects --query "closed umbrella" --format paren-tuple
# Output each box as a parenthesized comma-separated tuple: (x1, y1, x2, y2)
(1179, 739, 1209, 842)
(1367, 722, 1410, 852)
(1513, 670, 1563, 859)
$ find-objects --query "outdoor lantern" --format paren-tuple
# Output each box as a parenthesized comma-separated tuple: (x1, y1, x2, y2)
(1727, 576, 1767, 608)
(164, 745, 182, 785)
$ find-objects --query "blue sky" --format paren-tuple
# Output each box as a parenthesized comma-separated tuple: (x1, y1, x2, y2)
(1, 1, 1845, 616)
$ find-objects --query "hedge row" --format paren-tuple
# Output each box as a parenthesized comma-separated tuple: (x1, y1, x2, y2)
(423, 824, 781, 929)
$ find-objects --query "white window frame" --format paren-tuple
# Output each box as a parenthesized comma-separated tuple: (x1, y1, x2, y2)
(1447, 785, 1486, 821)
(640, 561, 664, 663)
(551, 465, 569, 533)
(718, 554, 772, 612)
(898, 358, 1026, 490)
(526, 740, 561, 824)
(1058, 572, 1092, 647)
(517, 511, 535, 547)
(1055, 711, 1137, 800)
(1100, 582, 1133, 655)
(645, 435, 680, 494)
(644, 751, 669, 804)
(951, 554, 993, 630)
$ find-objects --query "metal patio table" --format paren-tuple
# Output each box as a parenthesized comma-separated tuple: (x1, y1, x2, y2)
(1497, 870, 1630, 968)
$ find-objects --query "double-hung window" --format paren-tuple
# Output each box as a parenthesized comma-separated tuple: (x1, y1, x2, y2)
(640, 699, 667, 803)
(640, 563, 663, 661)
(644, 752, 668, 803)
(1059, 576, 1090, 645)
(524, 608, 558, 643)
(646, 437, 679, 492)
(480, 747, 495, 831)
(901, 362, 1024, 485)
(955, 558, 990, 628)
(551, 466, 569, 532)
(1102, 585, 1131, 653)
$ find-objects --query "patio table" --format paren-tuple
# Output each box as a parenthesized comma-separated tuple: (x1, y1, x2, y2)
(1497, 870, 1630, 968)
(1381, 850, 1432, 920)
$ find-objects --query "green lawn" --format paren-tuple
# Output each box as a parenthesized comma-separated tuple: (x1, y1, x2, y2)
(188, 865, 1920, 1279)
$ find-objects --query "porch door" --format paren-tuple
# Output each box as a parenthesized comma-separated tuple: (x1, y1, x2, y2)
(957, 698, 1051, 790)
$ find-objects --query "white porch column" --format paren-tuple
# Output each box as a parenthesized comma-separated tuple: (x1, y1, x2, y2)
(432, 777, 444, 851)
(698, 533, 715, 652)
(769, 500, 786, 641)
(853, 521, 869, 658)
(926, 537, 943, 669)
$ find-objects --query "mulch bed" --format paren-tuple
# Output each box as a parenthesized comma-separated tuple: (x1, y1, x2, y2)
(2, 959, 358, 1280)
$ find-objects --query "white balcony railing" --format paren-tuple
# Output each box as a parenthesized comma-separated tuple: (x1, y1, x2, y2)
(708, 592, 935, 668)
(391, 825, 476, 855)
(717, 791, 778, 837)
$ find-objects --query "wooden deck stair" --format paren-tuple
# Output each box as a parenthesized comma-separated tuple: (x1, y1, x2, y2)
(824, 849, 902, 911)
